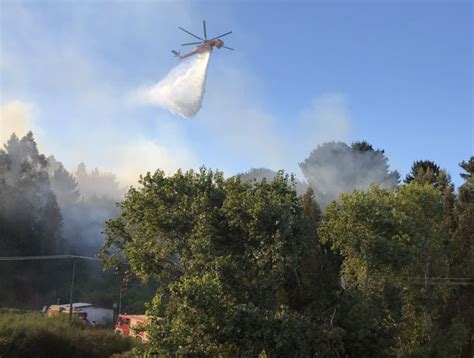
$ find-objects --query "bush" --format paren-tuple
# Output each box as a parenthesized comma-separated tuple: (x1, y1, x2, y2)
(0, 309, 134, 358)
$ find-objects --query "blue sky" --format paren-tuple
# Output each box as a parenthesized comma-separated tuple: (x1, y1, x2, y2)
(1, 0, 472, 187)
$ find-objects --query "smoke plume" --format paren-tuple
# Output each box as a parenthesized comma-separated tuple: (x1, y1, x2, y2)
(300, 141, 400, 208)
(138, 50, 211, 118)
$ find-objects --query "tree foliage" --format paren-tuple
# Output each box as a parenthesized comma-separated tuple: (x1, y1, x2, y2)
(100, 168, 344, 356)
(0, 132, 63, 256)
(237, 168, 308, 195)
(100, 157, 474, 356)
(405, 160, 442, 185)
(319, 159, 474, 357)
(76, 162, 124, 200)
(0, 133, 64, 307)
(0, 132, 151, 312)
(446, 157, 474, 357)
(2, 129, 472, 356)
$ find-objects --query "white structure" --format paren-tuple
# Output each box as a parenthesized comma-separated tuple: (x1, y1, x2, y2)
(47, 302, 114, 326)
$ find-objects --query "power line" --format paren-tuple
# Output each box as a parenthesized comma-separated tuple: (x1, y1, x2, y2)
(298, 272, 474, 286)
(0, 254, 100, 323)
(368, 275, 474, 285)
(0, 255, 99, 261)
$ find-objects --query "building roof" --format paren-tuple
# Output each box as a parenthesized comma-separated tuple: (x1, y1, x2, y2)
(57, 302, 92, 309)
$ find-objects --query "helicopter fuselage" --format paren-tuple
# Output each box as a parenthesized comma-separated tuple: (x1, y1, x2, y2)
(174, 39, 223, 60)
(172, 21, 232, 60)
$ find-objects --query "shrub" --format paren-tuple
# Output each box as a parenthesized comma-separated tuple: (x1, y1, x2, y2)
(0, 309, 134, 358)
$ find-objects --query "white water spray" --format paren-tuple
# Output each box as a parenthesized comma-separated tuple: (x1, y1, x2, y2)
(138, 50, 211, 118)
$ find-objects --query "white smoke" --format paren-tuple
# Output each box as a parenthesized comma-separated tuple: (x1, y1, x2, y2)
(137, 50, 211, 118)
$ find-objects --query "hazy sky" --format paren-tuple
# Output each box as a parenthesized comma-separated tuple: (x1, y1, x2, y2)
(1, 1, 472, 186)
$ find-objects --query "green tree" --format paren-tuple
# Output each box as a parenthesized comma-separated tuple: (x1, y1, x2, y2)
(100, 168, 344, 356)
(444, 157, 474, 357)
(405, 160, 442, 186)
(318, 183, 461, 356)
(47, 155, 80, 207)
(75, 162, 124, 200)
(299, 188, 340, 312)
(237, 168, 308, 195)
(0, 132, 63, 256)
(0, 132, 64, 308)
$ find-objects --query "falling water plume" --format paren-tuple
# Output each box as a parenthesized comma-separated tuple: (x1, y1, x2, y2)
(139, 50, 211, 118)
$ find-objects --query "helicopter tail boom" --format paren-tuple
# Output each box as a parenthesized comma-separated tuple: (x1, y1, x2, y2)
(171, 50, 181, 58)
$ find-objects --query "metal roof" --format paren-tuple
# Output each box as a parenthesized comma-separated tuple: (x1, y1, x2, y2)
(57, 302, 92, 309)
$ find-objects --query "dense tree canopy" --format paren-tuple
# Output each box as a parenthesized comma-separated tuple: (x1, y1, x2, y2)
(2, 129, 472, 356)
(99, 156, 473, 357)
(100, 169, 344, 356)
(238, 168, 279, 183)
(319, 158, 474, 357)
(237, 168, 308, 195)
(447, 157, 474, 356)
(319, 183, 456, 355)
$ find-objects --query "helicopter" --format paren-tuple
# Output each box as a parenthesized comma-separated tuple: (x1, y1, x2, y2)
(171, 20, 234, 60)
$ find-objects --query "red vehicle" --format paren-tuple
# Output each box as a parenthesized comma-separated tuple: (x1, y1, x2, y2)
(115, 314, 148, 342)
(171, 20, 234, 60)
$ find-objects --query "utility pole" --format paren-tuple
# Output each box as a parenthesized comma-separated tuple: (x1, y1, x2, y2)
(69, 259, 78, 324)
(0, 255, 110, 323)
(118, 283, 122, 316)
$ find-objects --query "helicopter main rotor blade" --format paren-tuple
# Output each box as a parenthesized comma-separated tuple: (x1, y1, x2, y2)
(223, 46, 234, 51)
(178, 27, 204, 41)
(181, 42, 202, 46)
(210, 31, 232, 40)
(203, 20, 207, 40)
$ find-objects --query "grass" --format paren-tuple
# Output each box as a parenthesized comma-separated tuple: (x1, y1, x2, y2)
(0, 308, 135, 358)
